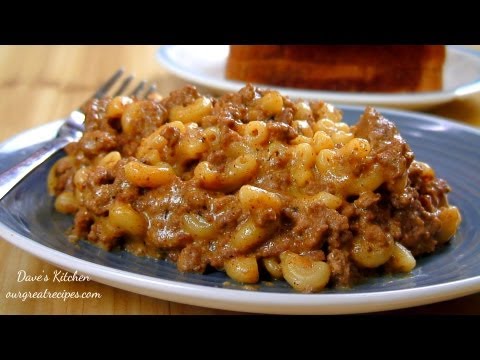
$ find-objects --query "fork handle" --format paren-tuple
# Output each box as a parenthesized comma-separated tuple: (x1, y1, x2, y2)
(0, 137, 71, 201)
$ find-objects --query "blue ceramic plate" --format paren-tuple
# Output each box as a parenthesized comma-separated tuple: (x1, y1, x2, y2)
(157, 45, 480, 110)
(1, 107, 479, 314)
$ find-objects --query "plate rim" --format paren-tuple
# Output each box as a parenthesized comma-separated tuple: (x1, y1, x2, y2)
(156, 45, 480, 108)
(1, 106, 480, 314)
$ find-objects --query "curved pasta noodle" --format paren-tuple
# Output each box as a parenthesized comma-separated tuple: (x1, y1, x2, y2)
(315, 149, 336, 174)
(169, 97, 213, 123)
(351, 232, 394, 268)
(106, 96, 133, 119)
(280, 251, 330, 293)
(294, 102, 312, 120)
(124, 161, 176, 188)
(437, 206, 462, 243)
(135, 129, 167, 165)
(121, 101, 145, 136)
(255, 91, 283, 115)
(262, 257, 283, 279)
(162, 120, 187, 134)
(338, 138, 371, 159)
(182, 213, 216, 239)
(238, 185, 282, 213)
(346, 164, 384, 196)
(312, 131, 334, 153)
(387, 242, 416, 272)
(330, 130, 354, 145)
(315, 118, 336, 134)
(301, 191, 342, 210)
(195, 155, 258, 192)
(316, 102, 342, 123)
(230, 218, 270, 251)
(414, 160, 435, 178)
(290, 135, 313, 146)
(47, 161, 59, 196)
(204, 126, 221, 146)
(291, 143, 315, 187)
(224, 256, 259, 284)
(292, 120, 314, 137)
(99, 151, 121, 170)
(244, 121, 269, 146)
(176, 131, 208, 164)
(109, 202, 147, 237)
(54, 191, 78, 214)
(73, 167, 89, 190)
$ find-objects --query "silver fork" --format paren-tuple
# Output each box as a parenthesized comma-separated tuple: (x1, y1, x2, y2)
(0, 68, 157, 201)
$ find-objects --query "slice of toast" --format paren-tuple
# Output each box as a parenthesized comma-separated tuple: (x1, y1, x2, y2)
(225, 45, 446, 93)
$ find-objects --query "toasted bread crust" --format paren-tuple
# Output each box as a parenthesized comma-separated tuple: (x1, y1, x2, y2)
(226, 45, 445, 92)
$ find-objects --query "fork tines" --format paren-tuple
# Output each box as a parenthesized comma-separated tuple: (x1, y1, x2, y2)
(91, 68, 157, 102)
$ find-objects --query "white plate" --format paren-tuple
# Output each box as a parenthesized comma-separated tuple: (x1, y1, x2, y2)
(1, 107, 480, 314)
(156, 45, 480, 110)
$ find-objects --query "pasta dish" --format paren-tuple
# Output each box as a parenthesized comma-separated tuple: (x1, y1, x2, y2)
(48, 84, 461, 292)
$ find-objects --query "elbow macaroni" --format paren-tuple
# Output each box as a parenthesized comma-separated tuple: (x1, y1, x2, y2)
(238, 185, 282, 213)
(230, 218, 271, 251)
(194, 154, 258, 192)
(124, 161, 176, 188)
(169, 97, 213, 123)
(280, 251, 331, 293)
(224, 256, 259, 284)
